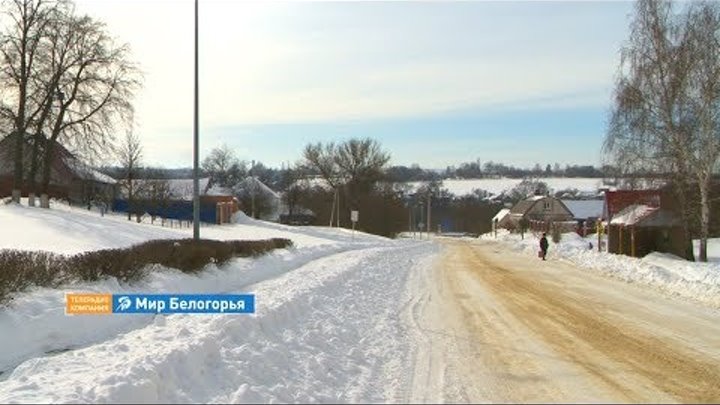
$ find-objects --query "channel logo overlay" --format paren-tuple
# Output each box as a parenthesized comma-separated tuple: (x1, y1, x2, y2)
(65, 293, 255, 315)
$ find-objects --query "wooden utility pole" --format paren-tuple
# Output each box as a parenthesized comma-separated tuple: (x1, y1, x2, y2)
(329, 188, 336, 227)
(427, 192, 431, 239)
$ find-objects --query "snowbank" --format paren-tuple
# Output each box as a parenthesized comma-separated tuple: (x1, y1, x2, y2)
(480, 231, 720, 308)
(0, 201, 394, 376)
(0, 201, 380, 254)
(0, 240, 437, 403)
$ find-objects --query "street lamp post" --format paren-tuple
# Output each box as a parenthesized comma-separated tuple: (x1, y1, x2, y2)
(251, 160, 256, 219)
(192, 0, 200, 240)
(419, 201, 424, 239)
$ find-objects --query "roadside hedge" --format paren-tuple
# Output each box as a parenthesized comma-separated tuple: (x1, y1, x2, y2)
(0, 238, 292, 305)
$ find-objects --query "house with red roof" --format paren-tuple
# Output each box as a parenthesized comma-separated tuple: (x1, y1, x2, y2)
(602, 189, 686, 258)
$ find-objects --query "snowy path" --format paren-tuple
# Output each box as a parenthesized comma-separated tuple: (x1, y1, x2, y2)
(0, 241, 437, 403)
(0, 242, 387, 377)
(403, 239, 720, 403)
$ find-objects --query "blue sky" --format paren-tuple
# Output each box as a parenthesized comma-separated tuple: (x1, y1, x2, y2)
(207, 106, 610, 170)
(74, 0, 635, 169)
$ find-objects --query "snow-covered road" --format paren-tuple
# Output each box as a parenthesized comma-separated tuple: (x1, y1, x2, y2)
(404, 239, 720, 403)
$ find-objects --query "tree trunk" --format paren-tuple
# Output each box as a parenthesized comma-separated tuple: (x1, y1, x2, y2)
(127, 181, 133, 221)
(674, 179, 696, 261)
(698, 175, 710, 262)
(39, 137, 56, 207)
(27, 134, 41, 195)
(12, 131, 24, 203)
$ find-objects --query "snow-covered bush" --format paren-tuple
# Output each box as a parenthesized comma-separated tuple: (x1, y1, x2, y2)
(0, 238, 292, 305)
(0, 250, 69, 303)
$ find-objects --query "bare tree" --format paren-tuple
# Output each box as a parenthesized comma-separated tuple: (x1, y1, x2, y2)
(334, 138, 391, 198)
(685, 1, 720, 261)
(333, 138, 390, 221)
(278, 162, 307, 217)
(0, 0, 56, 202)
(304, 138, 390, 227)
(117, 130, 141, 221)
(303, 142, 340, 188)
(508, 179, 548, 203)
(605, 0, 720, 261)
(303, 142, 340, 226)
(1, 1, 139, 207)
(36, 10, 139, 206)
(145, 178, 171, 224)
(202, 144, 246, 188)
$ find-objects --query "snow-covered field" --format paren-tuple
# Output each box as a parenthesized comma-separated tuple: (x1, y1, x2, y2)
(479, 230, 720, 308)
(408, 177, 609, 197)
(0, 200, 379, 254)
(0, 201, 434, 403)
(306, 176, 610, 197)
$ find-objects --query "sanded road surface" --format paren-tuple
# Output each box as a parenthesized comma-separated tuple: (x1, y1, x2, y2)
(402, 239, 720, 403)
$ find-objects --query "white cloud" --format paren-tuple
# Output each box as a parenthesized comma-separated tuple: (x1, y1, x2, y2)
(72, 0, 631, 166)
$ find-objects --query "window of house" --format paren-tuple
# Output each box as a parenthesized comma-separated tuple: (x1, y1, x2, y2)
(544, 201, 551, 211)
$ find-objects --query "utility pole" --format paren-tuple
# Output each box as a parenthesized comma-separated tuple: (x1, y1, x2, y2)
(427, 192, 431, 240)
(192, 0, 200, 241)
(408, 204, 411, 235)
(329, 188, 336, 227)
(411, 205, 415, 238)
(336, 188, 340, 228)
(419, 201, 424, 239)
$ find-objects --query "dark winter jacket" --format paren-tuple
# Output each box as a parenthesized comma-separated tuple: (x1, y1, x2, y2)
(539, 236, 549, 252)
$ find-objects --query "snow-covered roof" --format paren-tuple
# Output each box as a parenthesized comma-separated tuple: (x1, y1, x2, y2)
(236, 176, 280, 200)
(610, 204, 657, 225)
(118, 178, 211, 200)
(64, 158, 117, 185)
(604, 190, 661, 219)
(493, 208, 510, 222)
(165, 178, 211, 200)
(562, 199, 604, 220)
(205, 185, 234, 197)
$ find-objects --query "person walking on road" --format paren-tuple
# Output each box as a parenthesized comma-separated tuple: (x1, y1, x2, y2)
(539, 232, 549, 261)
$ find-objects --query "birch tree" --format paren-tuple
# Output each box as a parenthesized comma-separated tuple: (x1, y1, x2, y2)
(605, 0, 720, 261)
(685, 1, 720, 261)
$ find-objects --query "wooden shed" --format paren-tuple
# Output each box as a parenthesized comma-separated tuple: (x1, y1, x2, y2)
(603, 190, 686, 258)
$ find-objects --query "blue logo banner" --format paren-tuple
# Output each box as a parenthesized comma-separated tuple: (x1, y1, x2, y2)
(111, 294, 255, 314)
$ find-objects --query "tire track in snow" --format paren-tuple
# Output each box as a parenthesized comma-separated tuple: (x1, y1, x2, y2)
(431, 239, 720, 403)
(465, 243, 720, 403)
